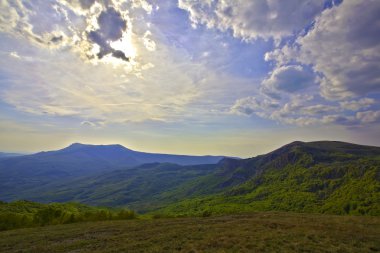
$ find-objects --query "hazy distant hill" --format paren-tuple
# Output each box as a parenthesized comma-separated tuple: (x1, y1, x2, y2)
(0, 152, 23, 158)
(11, 163, 217, 208)
(0, 143, 224, 201)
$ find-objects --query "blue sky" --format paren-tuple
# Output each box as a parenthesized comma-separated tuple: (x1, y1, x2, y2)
(0, 0, 379, 157)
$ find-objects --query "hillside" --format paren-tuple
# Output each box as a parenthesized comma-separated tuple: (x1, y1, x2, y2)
(155, 141, 380, 216)
(0, 143, 224, 202)
(0, 212, 379, 252)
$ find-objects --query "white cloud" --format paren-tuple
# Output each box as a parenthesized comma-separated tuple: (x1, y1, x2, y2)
(178, 0, 325, 41)
(230, 93, 378, 127)
(142, 31, 156, 51)
(9, 51, 20, 58)
(340, 98, 375, 111)
(356, 110, 380, 124)
(230, 96, 279, 116)
(300, 104, 337, 115)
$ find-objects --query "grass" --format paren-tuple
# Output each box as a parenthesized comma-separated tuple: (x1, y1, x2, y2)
(0, 212, 379, 252)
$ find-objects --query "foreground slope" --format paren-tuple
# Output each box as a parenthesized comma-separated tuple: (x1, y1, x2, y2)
(0, 212, 379, 253)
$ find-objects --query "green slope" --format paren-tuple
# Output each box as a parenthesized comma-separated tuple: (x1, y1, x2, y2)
(153, 141, 380, 216)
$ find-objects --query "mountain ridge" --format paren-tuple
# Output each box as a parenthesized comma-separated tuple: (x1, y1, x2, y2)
(1, 140, 378, 216)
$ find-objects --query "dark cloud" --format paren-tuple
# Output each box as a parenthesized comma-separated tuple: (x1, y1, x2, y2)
(263, 65, 316, 93)
(50, 35, 63, 43)
(78, 0, 96, 9)
(88, 7, 129, 61)
(97, 8, 126, 40)
(112, 50, 129, 61)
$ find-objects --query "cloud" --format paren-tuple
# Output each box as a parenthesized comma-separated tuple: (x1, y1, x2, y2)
(178, 0, 325, 41)
(142, 31, 156, 51)
(301, 104, 337, 115)
(79, 0, 95, 9)
(9, 52, 20, 59)
(266, 0, 380, 100)
(356, 110, 380, 124)
(1, 0, 379, 132)
(261, 65, 316, 95)
(229, 0, 380, 128)
(230, 93, 380, 127)
(0, 0, 155, 64)
(340, 98, 375, 111)
(88, 7, 129, 61)
(230, 97, 279, 116)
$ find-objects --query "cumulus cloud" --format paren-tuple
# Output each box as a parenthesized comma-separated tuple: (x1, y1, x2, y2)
(261, 65, 316, 96)
(229, 0, 380, 128)
(266, 0, 380, 100)
(178, 0, 325, 41)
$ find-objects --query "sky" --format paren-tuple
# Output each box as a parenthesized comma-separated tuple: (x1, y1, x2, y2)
(0, 0, 379, 157)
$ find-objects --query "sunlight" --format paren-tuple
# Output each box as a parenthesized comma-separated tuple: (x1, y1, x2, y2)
(108, 31, 137, 67)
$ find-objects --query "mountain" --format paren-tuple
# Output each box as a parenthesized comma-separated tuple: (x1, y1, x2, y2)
(1, 141, 379, 216)
(0, 143, 225, 202)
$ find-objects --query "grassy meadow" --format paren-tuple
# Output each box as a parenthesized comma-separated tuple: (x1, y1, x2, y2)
(0, 212, 379, 253)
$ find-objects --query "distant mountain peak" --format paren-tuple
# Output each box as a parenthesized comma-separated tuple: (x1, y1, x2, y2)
(68, 142, 86, 147)
(64, 143, 130, 151)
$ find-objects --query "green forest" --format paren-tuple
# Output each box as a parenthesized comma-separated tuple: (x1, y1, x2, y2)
(0, 200, 135, 231)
